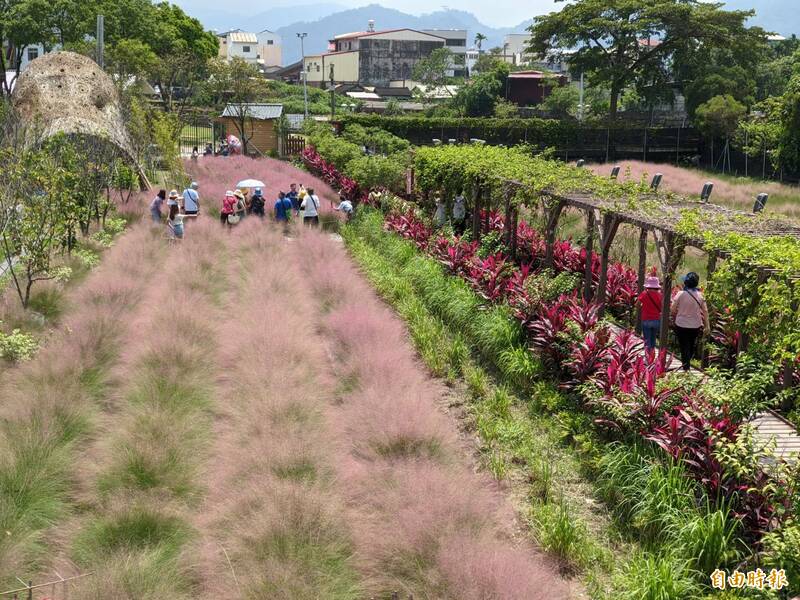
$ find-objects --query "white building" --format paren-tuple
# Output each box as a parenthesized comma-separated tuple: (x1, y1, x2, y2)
(218, 30, 283, 67)
(256, 30, 282, 67)
(503, 33, 533, 65)
(421, 29, 467, 77)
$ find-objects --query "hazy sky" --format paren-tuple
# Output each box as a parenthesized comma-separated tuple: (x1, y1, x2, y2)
(174, 0, 562, 27)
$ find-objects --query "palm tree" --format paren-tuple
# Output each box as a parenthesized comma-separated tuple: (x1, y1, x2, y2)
(474, 32, 487, 54)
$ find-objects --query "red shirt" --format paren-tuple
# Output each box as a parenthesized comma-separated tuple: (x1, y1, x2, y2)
(638, 290, 663, 321)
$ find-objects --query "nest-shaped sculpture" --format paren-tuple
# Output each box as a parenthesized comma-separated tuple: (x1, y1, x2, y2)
(11, 51, 137, 166)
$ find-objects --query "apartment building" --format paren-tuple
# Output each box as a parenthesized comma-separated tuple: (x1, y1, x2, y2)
(218, 29, 283, 67)
(421, 29, 467, 77)
(305, 23, 446, 87)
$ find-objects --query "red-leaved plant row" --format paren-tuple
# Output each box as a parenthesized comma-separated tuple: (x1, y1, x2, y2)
(385, 206, 787, 541)
(301, 147, 362, 202)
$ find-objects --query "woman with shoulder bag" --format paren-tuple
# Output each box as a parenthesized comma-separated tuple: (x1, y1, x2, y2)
(221, 191, 238, 226)
(670, 272, 710, 371)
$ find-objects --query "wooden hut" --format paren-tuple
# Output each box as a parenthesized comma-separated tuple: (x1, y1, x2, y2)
(216, 103, 283, 156)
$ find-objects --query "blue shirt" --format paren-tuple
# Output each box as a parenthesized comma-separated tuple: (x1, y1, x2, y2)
(183, 188, 199, 211)
(286, 190, 300, 211)
(274, 198, 292, 221)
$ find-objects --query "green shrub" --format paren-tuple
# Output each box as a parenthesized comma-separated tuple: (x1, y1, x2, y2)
(0, 325, 38, 361)
(615, 552, 699, 600)
(532, 497, 590, 568)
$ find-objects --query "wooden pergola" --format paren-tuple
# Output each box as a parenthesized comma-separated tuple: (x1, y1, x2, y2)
(466, 177, 800, 399)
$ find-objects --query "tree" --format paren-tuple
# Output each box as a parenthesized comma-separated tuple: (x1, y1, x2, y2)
(452, 62, 510, 117)
(528, 0, 765, 120)
(541, 84, 579, 118)
(205, 57, 269, 156)
(412, 47, 454, 100)
(695, 94, 746, 140)
(0, 0, 57, 96)
(474, 33, 487, 53)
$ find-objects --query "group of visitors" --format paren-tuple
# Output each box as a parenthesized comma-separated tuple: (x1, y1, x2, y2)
(219, 183, 326, 227)
(637, 271, 710, 371)
(149, 182, 200, 240)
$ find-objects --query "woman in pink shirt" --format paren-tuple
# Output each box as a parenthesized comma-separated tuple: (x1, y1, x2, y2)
(220, 191, 237, 226)
(670, 272, 710, 371)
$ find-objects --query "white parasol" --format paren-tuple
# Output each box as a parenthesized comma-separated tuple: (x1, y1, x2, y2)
(236, 179, 265, 189)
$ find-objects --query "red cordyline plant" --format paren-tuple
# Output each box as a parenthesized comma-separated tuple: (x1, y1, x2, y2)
(385, 211, 431, 249)
(565, 325, 612, 387)
(431, 237, 479, 276)
(709, 307, 741, 369)
(553, 239, 584, 274)
(515, 221, 546, 265)
(528, 296, 571, 372)
(478, 209, 505, 235)
(605, 262, 639, 316)
(302, 147, 361, 200)
(466, 253, 513, 303)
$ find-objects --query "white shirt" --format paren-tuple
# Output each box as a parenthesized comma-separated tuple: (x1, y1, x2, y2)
(183, 188, 199, 211)
(452, 196, 466, 220)
(301, 194, 320, 217)
(336, 200, 353, 214)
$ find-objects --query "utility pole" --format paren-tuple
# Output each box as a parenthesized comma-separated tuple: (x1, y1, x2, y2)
(297, 32, 309, 118)
(329, 63, 335, 118)
(96, 15, 105, 69)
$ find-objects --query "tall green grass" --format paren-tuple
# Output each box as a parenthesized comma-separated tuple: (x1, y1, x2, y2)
(344, 209, 749, 599)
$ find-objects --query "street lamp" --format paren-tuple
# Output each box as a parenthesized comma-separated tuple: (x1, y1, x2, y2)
(297, 32, 309, 118)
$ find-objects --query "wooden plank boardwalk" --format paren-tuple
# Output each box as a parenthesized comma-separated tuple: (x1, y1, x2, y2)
(750, 411, 800, 464)
(606, 324, 800, 464)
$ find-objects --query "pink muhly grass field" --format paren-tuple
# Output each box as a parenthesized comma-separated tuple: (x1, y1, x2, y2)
(294, 229, 568, 598)
(590, 160, 800, 218)
(184, 155, 339, 213)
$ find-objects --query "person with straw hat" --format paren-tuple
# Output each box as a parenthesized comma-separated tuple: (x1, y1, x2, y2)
(637, 271, 663, 350)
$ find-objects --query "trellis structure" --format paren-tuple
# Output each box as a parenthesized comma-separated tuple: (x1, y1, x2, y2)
(465, 176, 800, 399)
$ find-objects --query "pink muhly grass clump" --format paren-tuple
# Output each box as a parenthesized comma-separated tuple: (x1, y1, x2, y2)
(437, 534, 565, 600)
(590, 160, 800, 217)
(294, 229, 569, 598)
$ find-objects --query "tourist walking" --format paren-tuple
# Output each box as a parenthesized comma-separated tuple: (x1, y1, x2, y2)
(251, 188, 266, 218)
(233, 189, 247, 220)
(167, 204, 185, 239)
(433, 193, 446, 228)
(637, 274, 663, 350)
(221, 190, 238, 226)
(670, 272, 710, 371)
(334, 195, 354, 221)
(274, 191, 292, 222)
(301, 187, 320, 227)
(287, 183, 300, 216)
(149, 189, 166, 224)
(182, 182, 200, 216)
(452, 192, 467, 235)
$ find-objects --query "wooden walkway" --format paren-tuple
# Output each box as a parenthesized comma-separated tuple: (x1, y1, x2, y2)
(751, 411, 800, 464)
(606, 324, 800, 465)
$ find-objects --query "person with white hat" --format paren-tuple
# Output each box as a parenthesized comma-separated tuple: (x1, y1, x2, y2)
(167, 189, 180, 207)
(637, 272, 663, 350)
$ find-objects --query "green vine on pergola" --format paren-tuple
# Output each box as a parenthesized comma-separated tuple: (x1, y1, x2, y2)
(413, 145, 800, 393)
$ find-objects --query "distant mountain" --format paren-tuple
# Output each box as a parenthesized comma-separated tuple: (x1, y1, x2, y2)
(274, 4, 532, 64)
(186, 2, 346, 33)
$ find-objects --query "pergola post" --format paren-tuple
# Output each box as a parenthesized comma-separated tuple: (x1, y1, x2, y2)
(503, 189, 513, 247)
(471, 182, 482, 242)
(706, 252, 718, 281)
(510, 207, 519, 261)
(781, 293, 799, 411)
(583, 209, 597, 301)
(544, 198, 567, 269)
(596, 213, 622, 313)
(635, 228, 648, 331)
(737, 270, 769, 355)
(653, 230, 685, 349)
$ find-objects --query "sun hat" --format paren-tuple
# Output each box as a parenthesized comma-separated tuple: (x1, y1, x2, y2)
(644, 276, 661, 289)
(234, 189, 245, 199)
(680, 272, 700, 288)
(169, 189, 179, 198)
(253, 187, 263, 196)
(190, 182, 198, 190)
